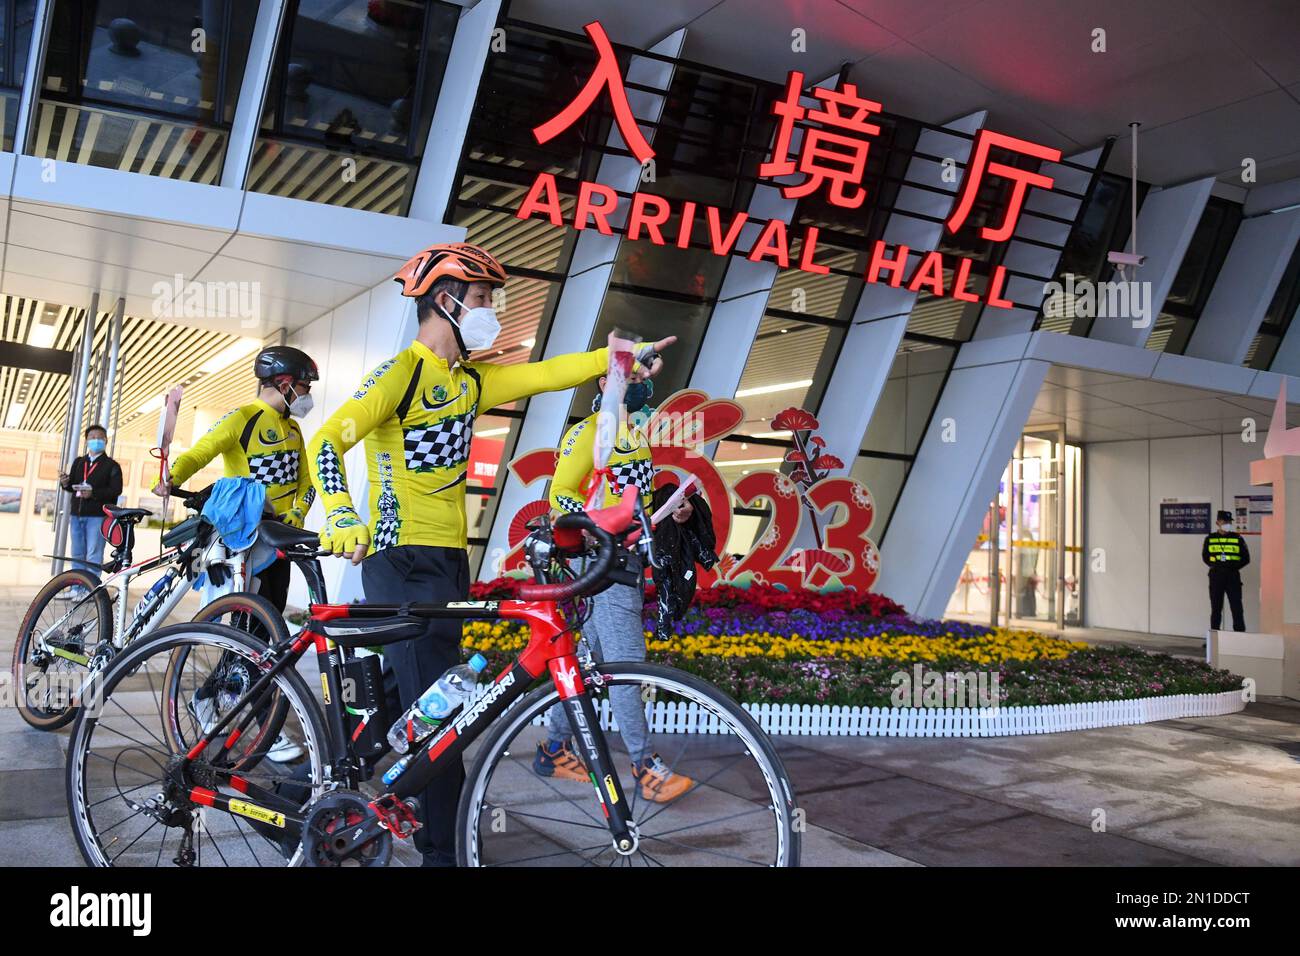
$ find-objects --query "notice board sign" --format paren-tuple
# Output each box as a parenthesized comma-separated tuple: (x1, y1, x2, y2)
(1233, 494, 1272, 535)
(1159, 499, 1211, 534)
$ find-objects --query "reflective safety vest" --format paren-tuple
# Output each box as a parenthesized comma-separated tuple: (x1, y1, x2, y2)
(1202, 532, 1249, 574)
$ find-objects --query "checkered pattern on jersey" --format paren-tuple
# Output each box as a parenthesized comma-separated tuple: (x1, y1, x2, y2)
(316, 442, 347, 495)
(404, 412, 474, 471)
(555, 494, 585, 514)
(373, 517, 401, 550)
(248, 450, 298, 487)
(609, 458, 656, 496)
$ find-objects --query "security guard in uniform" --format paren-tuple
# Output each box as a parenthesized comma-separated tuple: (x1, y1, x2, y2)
(1202, 509, 1250, 632)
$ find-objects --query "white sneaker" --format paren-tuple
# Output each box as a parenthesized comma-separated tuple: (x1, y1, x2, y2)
(267, 733, 304, 763)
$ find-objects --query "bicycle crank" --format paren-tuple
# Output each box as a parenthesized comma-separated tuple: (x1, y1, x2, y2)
(299, 790, 392, 867)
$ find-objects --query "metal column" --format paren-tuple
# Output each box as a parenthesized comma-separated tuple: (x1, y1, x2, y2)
(988, 498, 1000, 628)
(51, 295, 99, 574)
(99, 297, 125, 428)
(1055, 424, 1067, 630)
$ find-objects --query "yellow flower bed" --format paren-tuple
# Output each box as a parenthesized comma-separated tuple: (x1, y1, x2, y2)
(461, 621, 1085, 665)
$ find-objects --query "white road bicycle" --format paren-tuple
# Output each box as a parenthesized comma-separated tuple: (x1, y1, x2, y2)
(10, 484, 324, 732)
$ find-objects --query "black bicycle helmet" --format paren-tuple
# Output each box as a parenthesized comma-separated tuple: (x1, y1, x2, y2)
(254, 345, 319, 384)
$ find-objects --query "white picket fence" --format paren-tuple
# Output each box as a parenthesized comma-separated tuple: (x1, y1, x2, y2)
(518, 689, 1246, 738)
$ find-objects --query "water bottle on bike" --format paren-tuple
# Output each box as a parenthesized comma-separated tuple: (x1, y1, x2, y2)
(132, 569, 179, 627)
(385, 654, 488, 756)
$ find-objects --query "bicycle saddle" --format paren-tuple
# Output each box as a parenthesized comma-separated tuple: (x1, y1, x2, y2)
(102, 504, 151, 521)
(258, 520, 321, 549)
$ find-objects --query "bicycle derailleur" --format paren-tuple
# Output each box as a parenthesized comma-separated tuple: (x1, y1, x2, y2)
(298, 790, 420, 867)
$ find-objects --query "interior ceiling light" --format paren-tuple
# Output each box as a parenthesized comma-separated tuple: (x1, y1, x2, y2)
(735, 379, 813, 398)
(28, 322, 57, 349)
(198, 337, 262, 376)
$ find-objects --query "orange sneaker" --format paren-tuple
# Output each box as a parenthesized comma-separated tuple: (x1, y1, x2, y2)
(633, 754, 694, 803)
(533, 738, 589, 782)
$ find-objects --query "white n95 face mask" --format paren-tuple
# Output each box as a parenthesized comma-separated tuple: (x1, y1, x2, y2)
(285, 388, 314, 419)
(441, 293, 501, 351)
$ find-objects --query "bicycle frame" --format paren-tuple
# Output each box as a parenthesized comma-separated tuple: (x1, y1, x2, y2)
(181, 597, 638, 853)
(37, 528, 254, 673)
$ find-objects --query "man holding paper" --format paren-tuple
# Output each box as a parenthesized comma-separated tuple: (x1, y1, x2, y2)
(533, 364, 695, 803)
(59, 424, 123, 587)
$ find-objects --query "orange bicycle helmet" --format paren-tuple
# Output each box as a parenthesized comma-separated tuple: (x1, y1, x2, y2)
(393, 242, 508, 297)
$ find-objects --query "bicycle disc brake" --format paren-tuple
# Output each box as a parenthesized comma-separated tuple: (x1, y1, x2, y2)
(300, 790, 391, 867)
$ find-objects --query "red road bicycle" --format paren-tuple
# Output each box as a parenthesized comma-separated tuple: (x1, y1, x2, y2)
(65, 489, 801, 867)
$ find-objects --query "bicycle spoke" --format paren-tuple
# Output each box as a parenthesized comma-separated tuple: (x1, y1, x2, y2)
(106, 696, 172, 753)
(493, 754, 605, 829)
(640, 831, 767, 866)
(486, 805, 609, 832)
(643, 804, 771, 841)
(635, 748, 751, 828)
(85, 779, 157, 810)
(108, 818, 162, 864)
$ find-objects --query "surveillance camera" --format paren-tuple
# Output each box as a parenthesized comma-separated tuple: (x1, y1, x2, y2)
(1107, 250, 1146, 267)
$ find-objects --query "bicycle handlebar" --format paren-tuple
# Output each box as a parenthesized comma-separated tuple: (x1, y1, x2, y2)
(516, 515, 616, 603)
(514, 487, 639, 602)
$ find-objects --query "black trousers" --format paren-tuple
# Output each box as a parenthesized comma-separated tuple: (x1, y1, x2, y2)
(362, 544, 470, 867)
(1209, 573, 1245, 632)
(256, 556, 291, 613)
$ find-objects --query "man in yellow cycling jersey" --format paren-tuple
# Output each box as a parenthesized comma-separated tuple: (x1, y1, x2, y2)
(306, 241, 673, 866)
(158, 345, 318, 612)
(535, 375, 694, 802)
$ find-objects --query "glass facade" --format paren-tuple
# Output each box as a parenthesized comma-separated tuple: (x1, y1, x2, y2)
(449, 20, 628, 561)
(1145, 196, 1242, 353)
(0, 0, 34, 151)
(248, 0, 458, 213)
(1245, 235, 1300, 369)
(33, 0, 258, 181)
(567, 59, 781, 419)
(1036, 171, 1144, 335)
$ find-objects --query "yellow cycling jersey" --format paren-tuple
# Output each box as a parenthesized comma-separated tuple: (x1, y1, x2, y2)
(307, 339, 610, 551)
(168, 399, 310, 516)
(551, 413, 657, 514)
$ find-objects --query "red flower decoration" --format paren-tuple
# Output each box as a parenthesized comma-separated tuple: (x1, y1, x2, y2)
(785, 449, 807, 463)
(813, 454, 845, 471)
(771, 408, 819, 433)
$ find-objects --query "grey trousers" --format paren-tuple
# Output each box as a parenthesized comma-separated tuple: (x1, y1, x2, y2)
(544, 580, 650, 764)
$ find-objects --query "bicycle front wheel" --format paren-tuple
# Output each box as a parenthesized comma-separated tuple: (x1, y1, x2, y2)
(67, 622, 328, 867)
(457, 662, 800, 867)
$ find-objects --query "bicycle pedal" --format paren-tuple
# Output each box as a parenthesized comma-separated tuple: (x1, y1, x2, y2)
(370, 794, 422, 839)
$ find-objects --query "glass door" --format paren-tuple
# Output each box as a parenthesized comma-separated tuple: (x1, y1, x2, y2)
(947, 426, 1082, 628)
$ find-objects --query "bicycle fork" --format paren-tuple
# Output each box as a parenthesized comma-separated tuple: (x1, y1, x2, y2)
(549, 655, 638, 854)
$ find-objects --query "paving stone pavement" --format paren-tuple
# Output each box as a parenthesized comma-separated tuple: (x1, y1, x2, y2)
(1, 583, 1296, 867)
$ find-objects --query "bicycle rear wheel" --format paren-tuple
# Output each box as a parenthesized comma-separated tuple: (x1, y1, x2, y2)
(66, 622, 328, 867)
(456, 662, 800, 867)
(159, 592, 294, 770)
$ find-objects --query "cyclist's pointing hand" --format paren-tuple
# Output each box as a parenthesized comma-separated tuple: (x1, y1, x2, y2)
(634, 335, 677, 382)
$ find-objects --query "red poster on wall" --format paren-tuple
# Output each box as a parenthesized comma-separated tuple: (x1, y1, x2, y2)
(468, 437, 504, 490)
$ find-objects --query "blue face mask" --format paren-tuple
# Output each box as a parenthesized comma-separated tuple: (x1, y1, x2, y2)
(591, 380, 655, 414)
(87, 438, 106, 455)
(624, 380, 654, 413)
